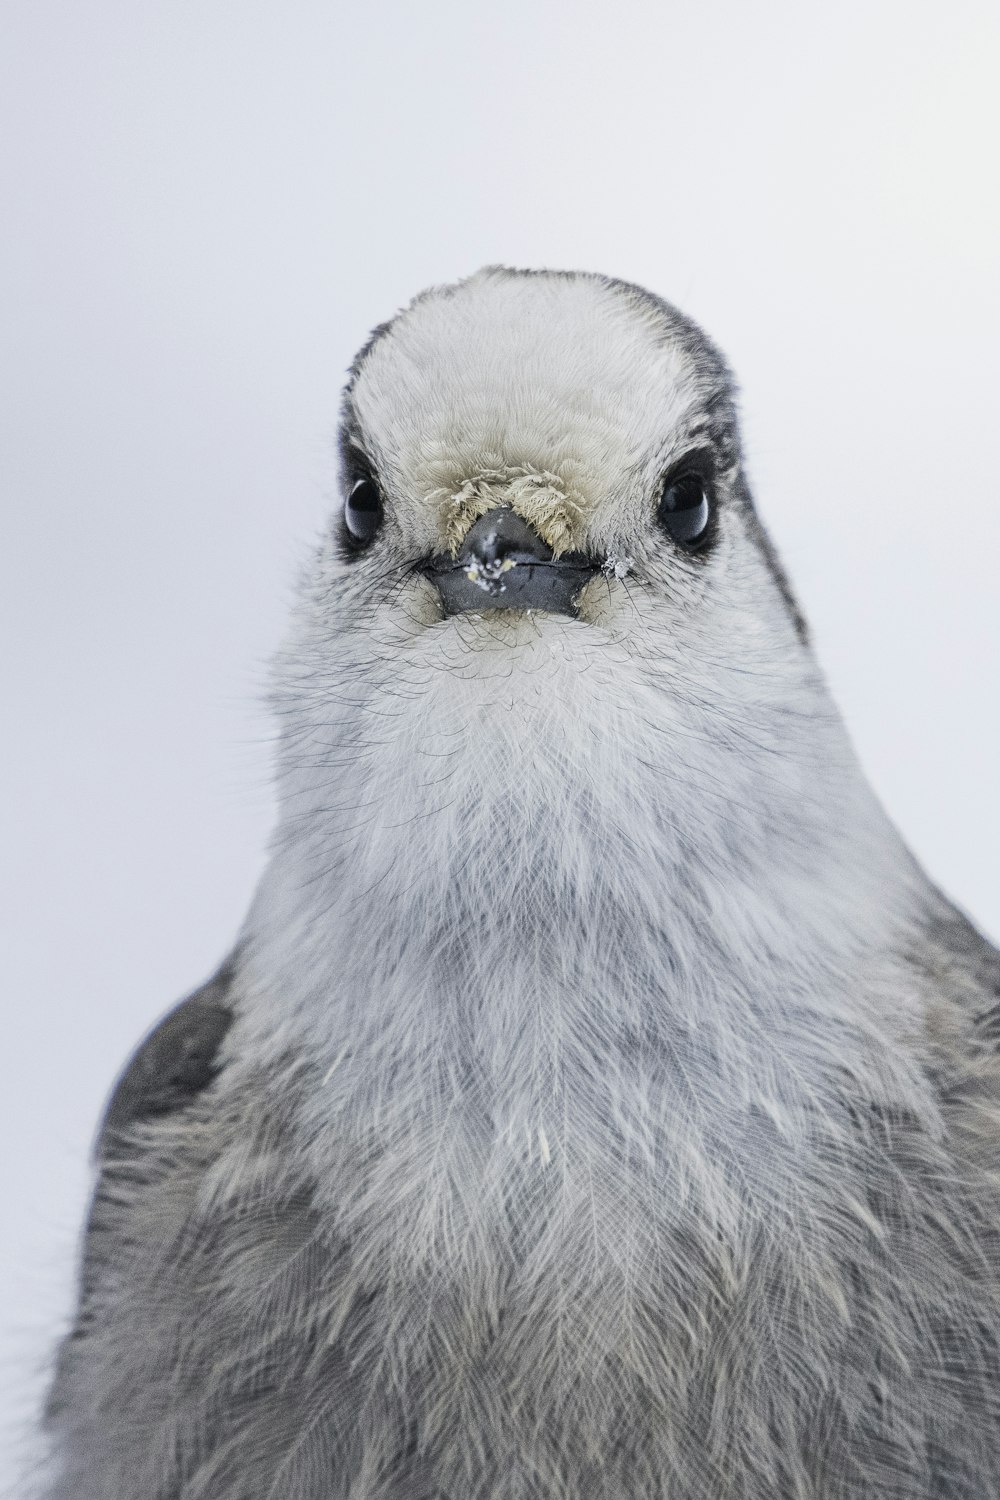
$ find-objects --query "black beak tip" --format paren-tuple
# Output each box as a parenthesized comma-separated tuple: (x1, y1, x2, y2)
(425, 557, 598, 616)
(424, 506, 597, 616)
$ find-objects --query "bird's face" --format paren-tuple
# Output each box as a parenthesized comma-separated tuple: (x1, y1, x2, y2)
(325, 269, 803, 659)
(277, 267, 820, 844)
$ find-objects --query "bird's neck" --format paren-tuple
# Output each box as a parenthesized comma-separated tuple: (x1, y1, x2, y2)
(230, 624, 947, 1293)
(241, 629, 928, 1120)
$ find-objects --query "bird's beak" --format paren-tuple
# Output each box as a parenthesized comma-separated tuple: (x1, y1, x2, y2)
(422, 507, 597, 617)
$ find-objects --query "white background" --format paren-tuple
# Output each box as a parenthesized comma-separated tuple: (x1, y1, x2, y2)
(2, 0, 998, 1483)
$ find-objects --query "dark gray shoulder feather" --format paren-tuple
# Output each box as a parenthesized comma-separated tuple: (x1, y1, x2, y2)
(98, 959, 235, 1153)
(918, 906, 1000, 1017)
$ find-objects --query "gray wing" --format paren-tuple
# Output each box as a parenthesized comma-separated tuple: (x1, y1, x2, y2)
(40, 964, 403, 1500)
(42, 963, 266, 1498)
(67, 961, 236, 1340)
(97, 962, 235, 1147)
(918, 903, 1000, 1057)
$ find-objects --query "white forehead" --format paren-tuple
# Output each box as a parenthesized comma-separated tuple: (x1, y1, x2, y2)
(349, 270, 709, 508)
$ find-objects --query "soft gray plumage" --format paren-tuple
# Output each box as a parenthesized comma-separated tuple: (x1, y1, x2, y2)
(40, 268, 1000, 1499)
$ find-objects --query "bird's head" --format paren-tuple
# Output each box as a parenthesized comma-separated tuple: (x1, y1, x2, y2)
(330, 266, 805, 652)
(276, 268, 815, 766)
(268, 264, 874, 917)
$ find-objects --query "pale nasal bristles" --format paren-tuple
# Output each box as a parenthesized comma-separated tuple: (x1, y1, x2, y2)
(429, 465, 588, 557)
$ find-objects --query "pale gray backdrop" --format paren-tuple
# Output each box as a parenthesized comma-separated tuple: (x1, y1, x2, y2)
(2, 0, 998, 1483)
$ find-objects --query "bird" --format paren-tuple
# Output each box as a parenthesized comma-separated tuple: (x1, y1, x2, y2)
(39, 266, 1000, 1499)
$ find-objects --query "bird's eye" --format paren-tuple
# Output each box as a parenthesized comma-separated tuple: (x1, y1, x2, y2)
(343, 477, 384, 545)
(657, 473, 712, 547)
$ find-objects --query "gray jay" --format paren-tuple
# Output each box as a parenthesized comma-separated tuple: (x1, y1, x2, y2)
(40, 267, 1000, 1499)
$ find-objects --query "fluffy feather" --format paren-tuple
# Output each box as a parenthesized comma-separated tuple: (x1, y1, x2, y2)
(39, 267, 1000, 1499)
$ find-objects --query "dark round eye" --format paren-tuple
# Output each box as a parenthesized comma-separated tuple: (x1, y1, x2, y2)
(657, 473, 711, 547)
(343, 477, 383, 545)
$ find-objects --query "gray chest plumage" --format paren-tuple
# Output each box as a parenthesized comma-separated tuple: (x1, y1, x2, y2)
(43, 946, 1000, 1500)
